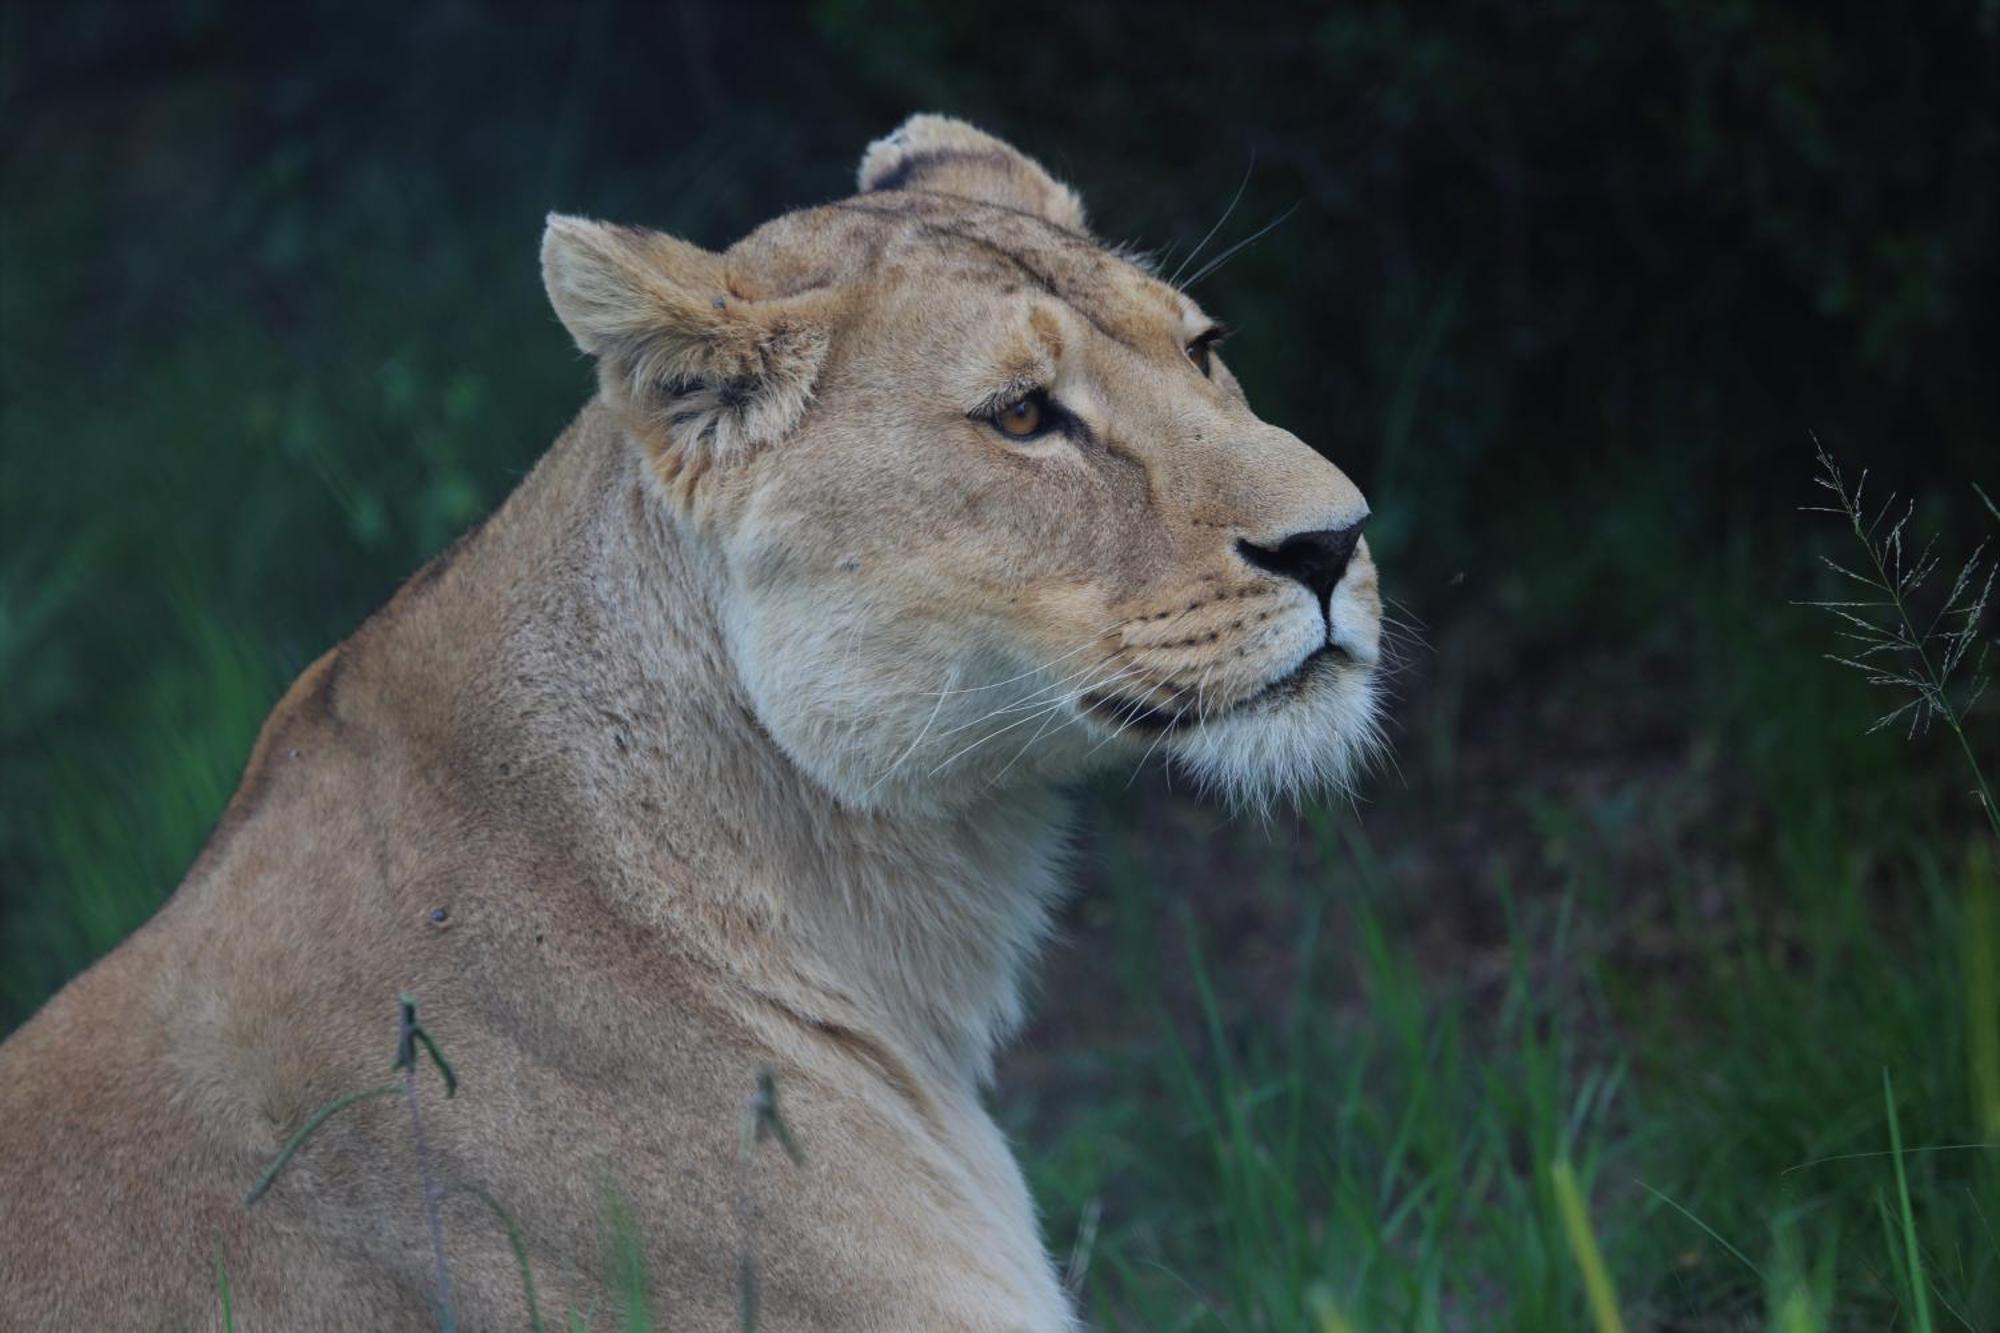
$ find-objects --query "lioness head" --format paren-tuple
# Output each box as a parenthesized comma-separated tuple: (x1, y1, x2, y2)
(541, 115, 1381, 812)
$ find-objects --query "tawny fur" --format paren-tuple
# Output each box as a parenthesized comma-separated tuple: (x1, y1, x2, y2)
(0, 114, 1382, 1330)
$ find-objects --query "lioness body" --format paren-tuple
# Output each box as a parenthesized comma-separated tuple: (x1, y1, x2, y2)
(2, 410, 1064, 1328)
(1, 117, 1380, 1328)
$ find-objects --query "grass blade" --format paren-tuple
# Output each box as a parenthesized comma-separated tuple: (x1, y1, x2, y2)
(468, 1185, 546, 1333)
(243, 1081, 402, 1206)
(1636, 1180, 1762, 1279)
(1551, 1157, 1627, 1333)
(214, 1238, 235, 1332)
(1883, 1068, 1936, 1333)
(1967, 842, 2000, 1136)
(1306, 1282, 1360, 1333)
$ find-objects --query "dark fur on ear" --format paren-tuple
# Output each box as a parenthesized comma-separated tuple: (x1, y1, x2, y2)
(540, 215, 831, 497)
(858, 114, 1088, 234)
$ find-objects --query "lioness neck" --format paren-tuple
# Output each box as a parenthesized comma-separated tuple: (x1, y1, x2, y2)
(401, 402, 1067, 1087)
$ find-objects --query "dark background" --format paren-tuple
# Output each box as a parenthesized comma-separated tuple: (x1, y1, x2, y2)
(5, 3, 1998, 1327)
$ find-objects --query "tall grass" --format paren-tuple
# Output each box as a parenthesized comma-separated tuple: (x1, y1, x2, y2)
(1804, 447, 1997, 843)
(1024, 863, 1631, 1330)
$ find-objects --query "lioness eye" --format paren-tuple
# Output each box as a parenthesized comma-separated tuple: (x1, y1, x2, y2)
(1187, 326, 1227, 378)
(993, 393, 1046, 438)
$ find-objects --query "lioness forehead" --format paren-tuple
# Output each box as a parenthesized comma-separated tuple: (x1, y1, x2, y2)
(729, 192, 1194, 354)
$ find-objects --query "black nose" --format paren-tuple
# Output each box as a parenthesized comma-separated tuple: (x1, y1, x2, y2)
(1236, 520, 1366, 606)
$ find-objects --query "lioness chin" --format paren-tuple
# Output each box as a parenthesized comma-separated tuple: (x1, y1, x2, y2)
(0, 115, 1381, 1330)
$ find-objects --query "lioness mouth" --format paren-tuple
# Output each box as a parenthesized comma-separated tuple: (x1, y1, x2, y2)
(1083, 645, 1347, 734)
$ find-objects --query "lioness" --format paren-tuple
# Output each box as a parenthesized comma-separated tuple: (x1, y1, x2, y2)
(0, 116, 1380, 1329)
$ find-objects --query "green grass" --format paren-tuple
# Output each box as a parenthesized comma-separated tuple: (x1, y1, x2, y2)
(214, 1240, 235, 1332)
(1024, 886, 1626, 1330)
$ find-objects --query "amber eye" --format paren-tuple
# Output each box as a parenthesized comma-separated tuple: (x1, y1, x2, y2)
(992, 393, 1046, 438)
(1187, 328, 1226, 378)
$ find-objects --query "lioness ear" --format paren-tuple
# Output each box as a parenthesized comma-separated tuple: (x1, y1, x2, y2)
(540, 214, 831, 496)
(857, 113, 1088, 234)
